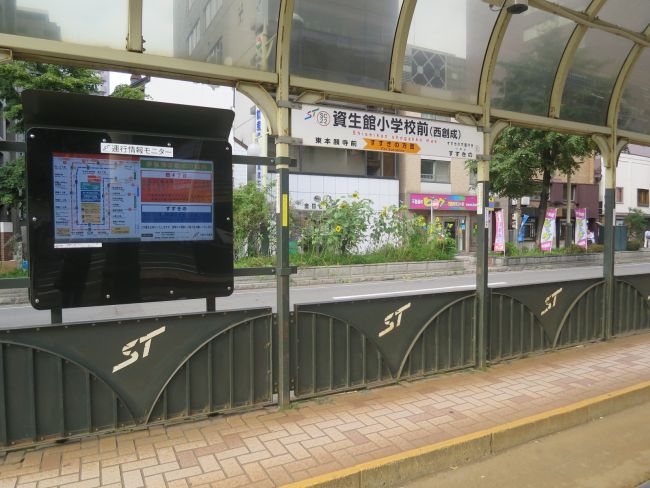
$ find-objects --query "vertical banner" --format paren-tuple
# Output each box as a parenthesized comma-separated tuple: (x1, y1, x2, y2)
(517, 214, 529, 243)
(575, 208, 588, 249)
(494, 209, 505, 252)
(540, 208, 558, 252)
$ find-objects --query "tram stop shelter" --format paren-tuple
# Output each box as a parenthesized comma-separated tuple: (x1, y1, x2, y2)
(0, 0, 649, 452)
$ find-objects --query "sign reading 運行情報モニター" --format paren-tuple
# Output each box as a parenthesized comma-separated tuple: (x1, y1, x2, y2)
(291, 104, 483, 159)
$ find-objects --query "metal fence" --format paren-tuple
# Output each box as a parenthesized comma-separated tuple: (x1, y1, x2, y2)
(0, 274, 649, 449)
(0, 308, 273, 448)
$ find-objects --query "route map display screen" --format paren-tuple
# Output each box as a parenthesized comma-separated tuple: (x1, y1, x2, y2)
(52, 153, 214, 245)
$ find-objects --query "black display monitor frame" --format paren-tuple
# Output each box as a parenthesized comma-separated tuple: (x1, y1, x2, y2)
(27, 127, 233, 310)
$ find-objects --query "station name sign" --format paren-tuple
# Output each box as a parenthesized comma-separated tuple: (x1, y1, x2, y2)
(291, 104, 483, 159)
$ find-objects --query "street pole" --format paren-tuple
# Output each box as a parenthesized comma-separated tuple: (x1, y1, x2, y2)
(475, 127, 491, 369)
(275, 0, 294, 408)
(593, 134, 625, 341)
(603, 146, 616, 341)
(566, 172, 572, 247)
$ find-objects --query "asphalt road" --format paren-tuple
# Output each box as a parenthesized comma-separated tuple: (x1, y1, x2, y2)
(1, 262, 649, 329)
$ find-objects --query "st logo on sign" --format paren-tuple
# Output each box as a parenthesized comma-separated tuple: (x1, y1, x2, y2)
(378, 303, 412, 338)
(112, 326, 166, 373)
(541, 288, 563, 316)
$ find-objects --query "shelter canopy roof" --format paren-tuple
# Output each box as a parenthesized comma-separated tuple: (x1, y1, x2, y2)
(2, 0, 650, 143)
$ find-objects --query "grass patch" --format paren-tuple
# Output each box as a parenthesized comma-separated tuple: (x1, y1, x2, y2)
(0, 268, 27, 279)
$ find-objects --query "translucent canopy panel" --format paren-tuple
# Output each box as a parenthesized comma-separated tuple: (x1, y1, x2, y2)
(596, 0, 650, 33)
(143, 0, 280, 71)
(491, 7, 575, 116)
(290, 0, 401, 89)
(547, 0, 592, 11)
(0, 0, 128, 49)
(402, 0, 498, 105)
(560, 30, 633, 125)
(618, 49, 650, 134)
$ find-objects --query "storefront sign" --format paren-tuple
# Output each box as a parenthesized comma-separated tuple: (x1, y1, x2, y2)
(292, 104, 483, 159)
(409, 193, 494, 211)
(540, 208, 558, 252)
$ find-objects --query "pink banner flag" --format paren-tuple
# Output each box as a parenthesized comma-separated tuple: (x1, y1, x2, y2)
(494, 209, 505, 252)
(540, 208, 557, 252)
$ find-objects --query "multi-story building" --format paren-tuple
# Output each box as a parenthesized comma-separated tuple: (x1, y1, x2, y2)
(607, 145, 650, 226)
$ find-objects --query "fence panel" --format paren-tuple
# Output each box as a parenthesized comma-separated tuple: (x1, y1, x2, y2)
(489, 279, 604, 362)
(293, 291, 475, 399)
(0, 308, 273, 448)
(614, 274, 650, 336)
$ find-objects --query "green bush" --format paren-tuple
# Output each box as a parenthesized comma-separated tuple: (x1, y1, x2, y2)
(0, 268, 27, 278)
(564, 244, 587, 255)
(626, 240, 642, 251)
(233, 183, 274, 260)
(587, 244, 604, 253)
(299, 194, 373, 255)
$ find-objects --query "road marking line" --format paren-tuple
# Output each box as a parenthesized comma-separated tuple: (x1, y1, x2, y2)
(332, 282, 507, 300)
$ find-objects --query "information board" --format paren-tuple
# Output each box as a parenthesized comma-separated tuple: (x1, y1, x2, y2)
(52, 154, 215, 245)
(27, 127, 233, 310)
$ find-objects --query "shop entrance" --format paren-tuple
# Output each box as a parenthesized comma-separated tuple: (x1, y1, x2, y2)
(443, 217, 467, 252)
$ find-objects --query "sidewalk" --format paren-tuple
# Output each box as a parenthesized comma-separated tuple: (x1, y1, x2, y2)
(1, 332, 650, 488)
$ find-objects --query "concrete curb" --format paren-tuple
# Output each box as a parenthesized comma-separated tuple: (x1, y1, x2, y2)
(281, 380, 650, 488)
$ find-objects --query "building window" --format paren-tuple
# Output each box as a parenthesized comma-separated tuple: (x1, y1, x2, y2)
(366, 152, 396, 177)
(207, 37, 223, 64)
(638, 189, 649, 207)
(204, 0, 223, 28)
(421, 159, 450, 183)
(615, 187, 624, 204)
(562, 184, 577, 202)
(188, 21, 200, 53)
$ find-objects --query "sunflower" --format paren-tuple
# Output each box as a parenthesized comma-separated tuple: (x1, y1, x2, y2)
(352, 192, 359, 199)
(335, 225, 342, 233)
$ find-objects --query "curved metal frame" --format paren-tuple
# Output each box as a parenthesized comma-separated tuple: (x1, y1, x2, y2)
(487, 292, 550, 361)
(5, 0, 650, 144)
(0, 340, 137, 442)
(145, 312, 274, 423)
(548, 0, 607, 118)
(397, 295, 476, 379)
(388, 0, 417, 93)
(552, 280, 605, 347)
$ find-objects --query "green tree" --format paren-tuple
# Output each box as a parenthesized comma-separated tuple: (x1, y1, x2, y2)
(624, 208, 647, 243)
(0, 62, 148, 210)
(467, 128, 595, 243)
(0, 61, 103, 132)
(0, 155, 24, 208)
(233, 182, 274, 259)
(110, 83, 149, 100)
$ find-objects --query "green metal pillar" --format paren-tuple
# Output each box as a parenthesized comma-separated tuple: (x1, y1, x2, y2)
(475, 128, 491, 369)
(603, 153, 616, 340)
(275, 0, 295, 408)
(593, 134, 626, 341)
(275, 158, 291, 406)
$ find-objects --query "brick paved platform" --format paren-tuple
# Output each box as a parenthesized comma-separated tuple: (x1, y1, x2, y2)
(1, 332, 649, 488)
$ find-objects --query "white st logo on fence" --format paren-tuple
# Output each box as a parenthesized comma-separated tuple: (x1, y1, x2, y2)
(541, 288, 563, 316)
(112, 326, 166, 373)
(378, 303, 412, 338)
